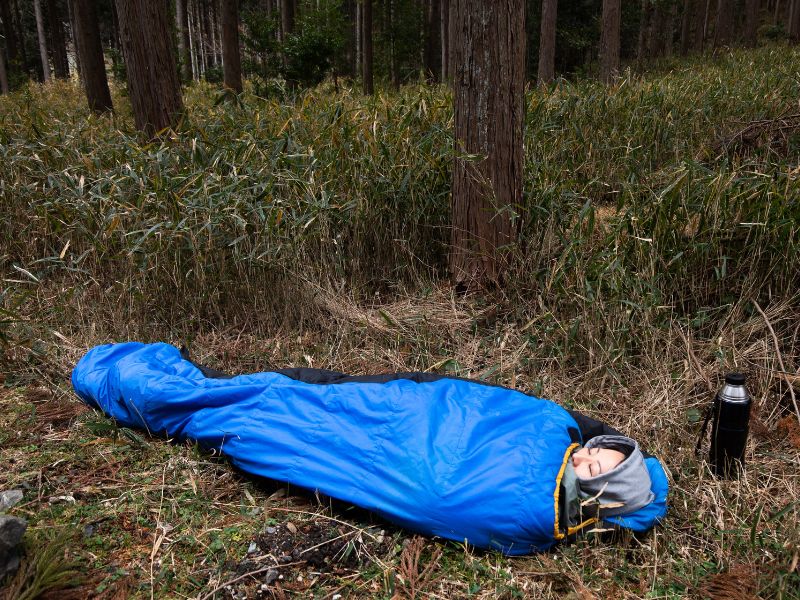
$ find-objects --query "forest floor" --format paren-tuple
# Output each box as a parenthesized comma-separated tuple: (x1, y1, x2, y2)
(1, 296, 799, 599)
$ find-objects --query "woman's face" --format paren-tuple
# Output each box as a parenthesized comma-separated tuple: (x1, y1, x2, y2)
(572, 446, 626, 479)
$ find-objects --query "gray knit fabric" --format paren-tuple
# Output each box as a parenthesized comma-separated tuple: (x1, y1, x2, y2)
(577, 435, 655, 517)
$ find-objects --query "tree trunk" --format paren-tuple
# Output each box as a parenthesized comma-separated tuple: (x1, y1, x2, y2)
(680, 0, 692, 55)
(221, 0, 241, 92)
(12, 0, 26, 70)
(537, 0, 557, 85)
(354, 0, 360, 77)
(790, 0, 800, 42)
(1, 0, 18, 65)
(450, 0, 525, 289)
(424, 0, 440, 82)
(744, 0, 759, 46)
(176, 0, 192, 80)
(34, 0, 51, 82)
(599, 0, 621, 83)
(637, 0, 653, 61)
(702, 0, 713, 49)
(67, 0, 81, 79)
(715, 0, 734, 46)
(70, 0, 112, 112)
(440, 0, 449, 81)
(664, 1, 676, 56)
(362, 0, 373, 94)
(648, 3, 664, 56)
(115, 0, 183, 135)
(0, 44, 8, 93)
(46, 0, 69, 78)
(281, 0, 294, 39)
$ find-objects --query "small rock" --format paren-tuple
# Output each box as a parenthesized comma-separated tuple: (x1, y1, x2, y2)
(332, 594, 343, 600)
(0, 515, 27, 579)
(48, 495, 76, 505)
(0, 490, 23, 512)
(265, 526, 277, 535)
(263, 568, 279, 584)
(83, 523, 95, 538)
(247, 542, 258, 554)
(285, 522, 297, 534)
(279, 554, 292, 563)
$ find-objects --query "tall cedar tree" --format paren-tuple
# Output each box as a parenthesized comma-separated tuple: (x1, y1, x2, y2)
(440, 0, 449, 80)
(281, 0, 294, 39)
(450, 0, 525, 289)
(221, 0, 242, 92)
(71, 0, 112, 112)
(363, 0, 373, 94)
(424, 0, 440, 82)
(0, 44, 8, 93)
(537, 0, 557, 84)
(599, 0, 621, 83)
(47, 0, 69, 78)
(1, 0, 18, 67)
(715, 0, 734, 46)
(116, 0, 183, 135)
(744, 0, 759, 47)
(176, 0, 192, 81)
(34, 0, 51, 82)
(790, 0, 800, 43)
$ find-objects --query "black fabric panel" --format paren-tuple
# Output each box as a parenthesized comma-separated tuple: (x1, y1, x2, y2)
(180, 346, 235, 379)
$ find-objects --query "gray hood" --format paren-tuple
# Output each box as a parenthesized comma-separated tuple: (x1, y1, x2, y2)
(577, 435, 655, 517)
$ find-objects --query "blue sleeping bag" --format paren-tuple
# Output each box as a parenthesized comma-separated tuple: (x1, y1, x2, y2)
(71, 342, 668, 554)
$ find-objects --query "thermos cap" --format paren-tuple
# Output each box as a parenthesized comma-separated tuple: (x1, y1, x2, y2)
(724, 372, 746, 386)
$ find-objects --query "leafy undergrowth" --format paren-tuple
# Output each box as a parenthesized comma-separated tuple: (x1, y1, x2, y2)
(1, 294, 799, 599)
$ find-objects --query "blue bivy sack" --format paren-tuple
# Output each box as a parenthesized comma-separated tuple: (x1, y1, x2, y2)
(72, 342, 668, 554)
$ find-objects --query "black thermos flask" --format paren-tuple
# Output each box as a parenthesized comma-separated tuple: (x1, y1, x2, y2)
(709, 372, 751, 477)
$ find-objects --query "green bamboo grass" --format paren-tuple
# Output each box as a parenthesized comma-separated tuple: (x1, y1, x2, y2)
(1, 45, 798, 366)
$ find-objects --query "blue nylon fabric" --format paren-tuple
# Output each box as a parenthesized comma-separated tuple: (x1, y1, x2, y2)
(72, 342, 667, 553)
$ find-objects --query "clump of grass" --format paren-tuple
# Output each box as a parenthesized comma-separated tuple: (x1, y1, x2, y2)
(2, 529, 84, 600)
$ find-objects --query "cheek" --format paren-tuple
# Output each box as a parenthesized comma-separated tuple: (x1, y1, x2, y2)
(574, 463, 591, 479)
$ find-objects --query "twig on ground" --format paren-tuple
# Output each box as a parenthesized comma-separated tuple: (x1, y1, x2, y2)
(753, 301, 800, 426)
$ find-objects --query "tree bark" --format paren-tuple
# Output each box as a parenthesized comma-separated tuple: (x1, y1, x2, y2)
(744, 0, 759, 46)
(537, 0, 557, 85)
(450, 0, 525, 289)
(354, 0, 360, 77)
(440, 0, 449, 81)
(34, 0, 51, 82)
(115, 0, 183, 135)
(280, 0, 294, 39)
(424, 0, 440, 82)
(664, 1, 676, 56)
(637, 0, 653, 61)
(362, 0, 373, 94)
(789, 0, 800, 42)
(71, 0, 112, 112)
(599, 0, 621, 83)
(715, 0, 734, 47)
(0, 0, 18, 65)
(46, 0, 69, 78)
(680, 0, 693, 55)
(648, 3, 665, 56)
(0, 44, 8, 93)
(176, 0, 192, 80)
(221, 0, 242, 92)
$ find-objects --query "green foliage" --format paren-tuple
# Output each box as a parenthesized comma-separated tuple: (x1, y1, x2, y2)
(242, 0, 346, 91)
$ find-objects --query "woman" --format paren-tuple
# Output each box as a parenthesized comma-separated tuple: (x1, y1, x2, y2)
(72, 342, 668, 555)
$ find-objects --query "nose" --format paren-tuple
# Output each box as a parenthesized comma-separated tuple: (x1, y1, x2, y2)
(572, 450, 591, 466)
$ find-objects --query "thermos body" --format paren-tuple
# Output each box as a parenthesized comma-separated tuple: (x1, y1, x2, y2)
(709, 373, 751, 477)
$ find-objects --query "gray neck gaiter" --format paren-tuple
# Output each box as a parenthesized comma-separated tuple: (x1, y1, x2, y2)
(576, 435, 655, 517)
